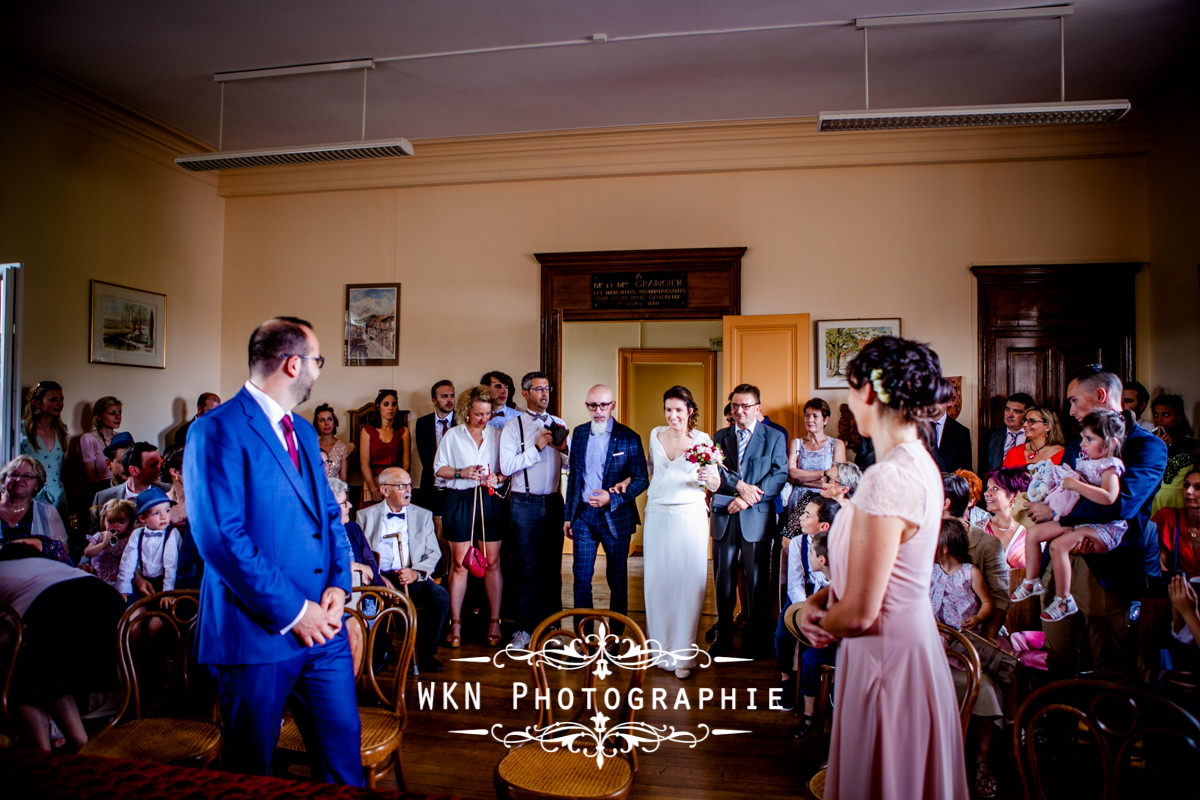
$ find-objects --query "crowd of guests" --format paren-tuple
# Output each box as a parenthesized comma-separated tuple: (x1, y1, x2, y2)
(4, 359, 1199, 800)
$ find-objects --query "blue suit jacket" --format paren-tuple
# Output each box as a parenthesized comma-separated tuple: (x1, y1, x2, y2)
(184, 387, 351, 665)
(564, 420, 649, 540)
(710, 422, 788, 543)
(1060, 423, 1167, 596)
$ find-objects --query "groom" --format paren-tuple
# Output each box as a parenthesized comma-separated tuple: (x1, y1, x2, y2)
(704, 383, 788, 658)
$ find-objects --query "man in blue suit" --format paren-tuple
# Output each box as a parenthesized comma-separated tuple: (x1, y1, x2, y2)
(563, 384, 649, 619)
(703, 383, 788, 658)
(184, 317, 361, 784)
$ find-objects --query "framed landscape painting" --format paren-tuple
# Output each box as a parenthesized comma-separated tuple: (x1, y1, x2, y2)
(89, 280, 166, 368)
(815, 318, 901, 389)
(345, 283, 400, 367)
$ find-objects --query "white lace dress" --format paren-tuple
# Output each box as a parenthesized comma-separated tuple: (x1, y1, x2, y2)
(643, 426, 711, 671)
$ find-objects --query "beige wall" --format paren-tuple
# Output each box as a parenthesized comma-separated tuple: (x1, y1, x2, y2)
(1, 73, 225, 450)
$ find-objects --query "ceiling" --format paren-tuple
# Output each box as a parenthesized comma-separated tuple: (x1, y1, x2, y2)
(7, 1, 1199, 151)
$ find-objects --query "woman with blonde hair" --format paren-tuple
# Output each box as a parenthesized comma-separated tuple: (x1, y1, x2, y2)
(20, 381, 68, 516)
(434, 385, 507, 647)
(1001, 405, 1065, 468)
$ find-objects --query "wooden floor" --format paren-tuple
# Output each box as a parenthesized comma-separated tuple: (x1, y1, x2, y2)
(378, 556, 1020, 799)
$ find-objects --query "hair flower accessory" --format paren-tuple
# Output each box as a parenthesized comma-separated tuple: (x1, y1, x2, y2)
(869, 368, 891, 404)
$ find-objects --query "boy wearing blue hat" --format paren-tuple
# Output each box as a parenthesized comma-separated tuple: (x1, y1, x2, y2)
(115, 487, 179, 600)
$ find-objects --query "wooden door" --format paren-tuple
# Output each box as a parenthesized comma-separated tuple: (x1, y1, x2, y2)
(722, 313, 811, 438)
(974, 264, 1139, 469)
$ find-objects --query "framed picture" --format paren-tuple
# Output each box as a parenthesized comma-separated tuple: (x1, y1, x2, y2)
(815, 318, 901, 389)
(345, 283, 400, 367)
(89, 280, 166, 368)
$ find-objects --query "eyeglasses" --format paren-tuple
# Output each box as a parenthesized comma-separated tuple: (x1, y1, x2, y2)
(280, 353, 325, 369)
(527, 386, 553, 394)
(585, 401, 614, 410)
(1023, 417, 1045, 425)
(820, 472, 840, 485)
(6, 473, 39, 481)
(380, 482, 413, 490)
(731, 402, 760, 411)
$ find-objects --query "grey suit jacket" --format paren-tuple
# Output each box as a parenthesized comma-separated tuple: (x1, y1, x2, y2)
(357, 501, 441, 581)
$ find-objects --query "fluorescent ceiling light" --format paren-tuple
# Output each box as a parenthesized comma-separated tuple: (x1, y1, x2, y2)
(817, 100, 1131, 131)
(175, 138, 414, 171)
(856, 5, 1073, 28)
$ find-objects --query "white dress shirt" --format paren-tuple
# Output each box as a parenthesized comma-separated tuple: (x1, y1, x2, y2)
(116, 524, 180, 594)
(433, 424, 502, 490)
(375, 507, 410, 574)
(500, 410, 567, 495)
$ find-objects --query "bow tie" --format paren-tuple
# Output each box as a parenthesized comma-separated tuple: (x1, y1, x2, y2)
(387, 512, 406, 520)
(142, 530, 166, 538)
(529, 413, 549, 423)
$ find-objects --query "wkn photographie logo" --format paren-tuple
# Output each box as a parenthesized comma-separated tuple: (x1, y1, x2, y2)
(416, 617, 785, 767)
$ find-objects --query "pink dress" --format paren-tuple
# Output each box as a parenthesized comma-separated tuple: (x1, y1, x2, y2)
(827, 440, 968, 800)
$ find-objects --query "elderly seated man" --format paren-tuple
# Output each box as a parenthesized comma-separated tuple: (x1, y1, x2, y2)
(358, 467, 450, 673)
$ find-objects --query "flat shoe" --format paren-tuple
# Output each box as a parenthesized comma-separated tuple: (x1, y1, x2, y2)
(674, 668, 692, 679)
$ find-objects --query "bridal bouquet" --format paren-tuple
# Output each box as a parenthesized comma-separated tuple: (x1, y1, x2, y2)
(685, 442, 724, 487)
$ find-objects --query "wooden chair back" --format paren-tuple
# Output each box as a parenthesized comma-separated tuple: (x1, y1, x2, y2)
(938, 622, 982, 737)
(0, 602, 21, 743)
(350, 585, 417, 719)
(1014, 678, 1200, 800)
(104, 590, 216, 729)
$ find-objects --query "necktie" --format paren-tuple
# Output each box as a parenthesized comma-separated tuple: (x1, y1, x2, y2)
(1006, 431, 1018, 451)
(932, 421, 942, 447)
(438, 418, 449, 440)
(280, 415, 300, 471)
(737, 427, 750, 467)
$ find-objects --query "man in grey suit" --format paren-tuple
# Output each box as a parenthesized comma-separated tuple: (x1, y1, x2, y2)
(702, 383, 788, 658)
(358, 467, 450, 672)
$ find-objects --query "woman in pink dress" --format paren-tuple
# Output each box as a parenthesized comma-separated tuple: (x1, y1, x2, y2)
(799, 336, 967, 800)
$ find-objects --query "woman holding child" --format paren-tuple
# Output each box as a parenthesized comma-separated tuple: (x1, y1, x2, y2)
(799, 336, 967, 799)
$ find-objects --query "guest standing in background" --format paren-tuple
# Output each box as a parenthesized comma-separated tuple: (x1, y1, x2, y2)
(982, 392, 1034, 473)
(171, 392, 220, 449)
(415, 379, 455, 522)
(1122, 381, 1154, 432)
(74, 396, 123, 505)
(20, 381, 69, 518)
(314, 403, 353, 483)
(359, 388, 408, 507)
(482, 370, 521, 431)
(1002, 406, 1065, 468)
(785, 398, 847, 518)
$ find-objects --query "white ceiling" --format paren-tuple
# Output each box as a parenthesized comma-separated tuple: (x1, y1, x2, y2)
(8, 0, 1199, 150)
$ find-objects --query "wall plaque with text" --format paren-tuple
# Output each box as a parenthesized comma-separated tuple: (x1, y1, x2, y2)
(591, 271, 688, 309)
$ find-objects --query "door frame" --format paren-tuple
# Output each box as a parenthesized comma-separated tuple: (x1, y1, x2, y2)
(618, 347, 718, 437)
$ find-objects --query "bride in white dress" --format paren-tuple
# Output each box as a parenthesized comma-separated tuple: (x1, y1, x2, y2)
(643, 385, 712, 679)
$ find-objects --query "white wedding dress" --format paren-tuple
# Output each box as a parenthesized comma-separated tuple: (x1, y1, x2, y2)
(643, 426, 711, 671)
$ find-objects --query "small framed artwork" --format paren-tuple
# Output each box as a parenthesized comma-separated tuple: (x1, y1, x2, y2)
(89, 280, 166, 368)
(345, 283, 401, 367)
(815, 318, 901, 389)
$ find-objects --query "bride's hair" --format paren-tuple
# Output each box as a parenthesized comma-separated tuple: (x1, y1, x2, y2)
(845, 336, 954, 422)
(662, 385, 698, 431)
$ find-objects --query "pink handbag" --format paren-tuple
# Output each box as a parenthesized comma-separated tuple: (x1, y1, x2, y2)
(462, 484, 488, 578)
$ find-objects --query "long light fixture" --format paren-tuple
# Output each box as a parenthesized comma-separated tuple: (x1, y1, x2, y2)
(817, 4, 1131, 132)
(175, 58, 415, 171)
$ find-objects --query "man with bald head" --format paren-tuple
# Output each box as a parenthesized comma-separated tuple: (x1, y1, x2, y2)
(564, 384, 649, 618)
(358, 467, 449, 672)
(185, 316, 360, 783)
(1026, 365, 1167, 678)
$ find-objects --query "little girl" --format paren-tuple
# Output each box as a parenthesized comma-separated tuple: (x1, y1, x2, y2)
(930, 518, 993, 631)
(83, 498, 136, 588)
(1011, 409, 1127, 622)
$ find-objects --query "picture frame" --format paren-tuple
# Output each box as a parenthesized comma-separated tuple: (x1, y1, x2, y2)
(345, 283, 401, 367)
(815, 318, 901, 389)
(89, 280, 166, 368)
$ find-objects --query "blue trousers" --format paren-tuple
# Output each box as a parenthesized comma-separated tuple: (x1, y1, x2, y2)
(211, 628, 363, 785)
(507, 493, 565, 632)
(570, 510, 629, 616)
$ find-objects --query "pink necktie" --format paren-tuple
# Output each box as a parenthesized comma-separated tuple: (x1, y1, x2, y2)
(280, 415, 300, 471)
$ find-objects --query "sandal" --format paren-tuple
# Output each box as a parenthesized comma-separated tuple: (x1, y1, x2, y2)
(487, 618, 503, 647)
(974, 761, 998, 799)
(1041, 595, 1079, 622)
(447, 619, 462, 649)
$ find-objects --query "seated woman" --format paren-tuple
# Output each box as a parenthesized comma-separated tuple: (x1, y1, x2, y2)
(982, 467, 1034, 569)
(19, 381, 68, 518)
(314, 403, 354, 482)
(0, 455, 71, 564)
(359, 389, 409, 507)
(1156, 467, 1200, 579)
(1001, 405, 1065, 468)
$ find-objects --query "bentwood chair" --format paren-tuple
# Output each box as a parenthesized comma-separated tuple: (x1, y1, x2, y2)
(81, 590, 222, 766)
(1014, 678, 1200, 800)
(0, 603, 21, 749)
(494, 609, 648, 800)
(276, 585, 416, 790)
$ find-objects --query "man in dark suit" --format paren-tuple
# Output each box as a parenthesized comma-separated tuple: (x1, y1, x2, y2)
(982, 392, 1034, 473)
(563, 384, 649, 618)
(1027, 367, 1167, 680)
(414, 379, 455, 521)
(929, 407, 972, 473)
(171, 391, 221, 449)
(702, 383, 788, 657)
(184, 317, 361, 784)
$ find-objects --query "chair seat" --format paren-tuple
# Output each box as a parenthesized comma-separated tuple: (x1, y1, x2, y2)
(278, 708, 400, 758)
(496, 744, 633, 799)
(81, 718, 221, 763)
(808, 767, 826, 799)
